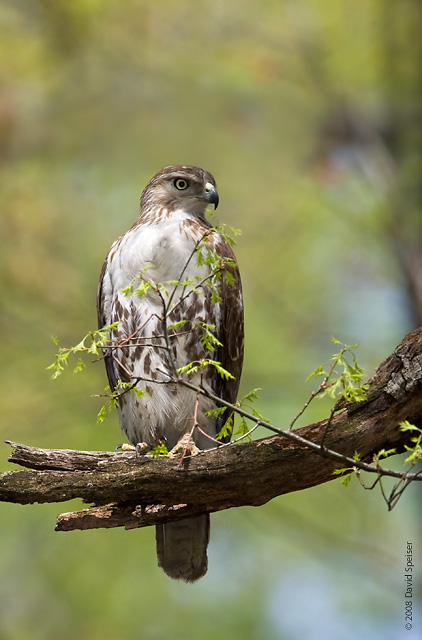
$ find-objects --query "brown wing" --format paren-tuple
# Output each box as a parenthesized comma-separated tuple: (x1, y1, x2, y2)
(213, 237, 244, 439)
(96, 256, 107, 329)
(96, 254, 119, 393)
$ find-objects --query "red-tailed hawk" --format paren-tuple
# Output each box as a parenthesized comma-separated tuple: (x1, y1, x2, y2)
(97, 165, 244, 582)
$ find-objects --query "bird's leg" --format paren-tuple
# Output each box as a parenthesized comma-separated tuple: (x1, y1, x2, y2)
(168, 432, 201, 459)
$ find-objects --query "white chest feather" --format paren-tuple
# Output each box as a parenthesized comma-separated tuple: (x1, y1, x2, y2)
(112, 215, 207, 281)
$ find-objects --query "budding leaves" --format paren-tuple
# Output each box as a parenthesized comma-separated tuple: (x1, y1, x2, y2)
(177, 359, 234, 380)
(95, 382, 146, 424)
(332, 452, 361, 486)
(198, 323, 223, 352)
(47, 323, 119, 379)
(307, 338, 369, 404)
(150, 443, 169, 458)
(400, 421, 422, 465)
(73, 358, 85, 374)
(167, 319, 188, 332)
(96, 404, 108, 424)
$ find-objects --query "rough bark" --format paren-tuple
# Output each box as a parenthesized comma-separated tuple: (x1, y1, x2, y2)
(1, 328, 422, 532)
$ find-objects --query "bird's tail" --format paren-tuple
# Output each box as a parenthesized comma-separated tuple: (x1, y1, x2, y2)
(156, 514, 209, 582)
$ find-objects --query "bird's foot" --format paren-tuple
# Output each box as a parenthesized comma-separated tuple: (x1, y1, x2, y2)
(168, 433, 201, 459)
(136, 442, 152, 455)
(115, 442, 151, 455)
(115, 443, 134, 452)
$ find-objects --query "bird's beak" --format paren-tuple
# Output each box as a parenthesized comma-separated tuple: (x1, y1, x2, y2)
(204, 182, 219, 209)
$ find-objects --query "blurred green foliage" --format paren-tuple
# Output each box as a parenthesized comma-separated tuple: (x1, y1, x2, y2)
(0, 1, 420, 639)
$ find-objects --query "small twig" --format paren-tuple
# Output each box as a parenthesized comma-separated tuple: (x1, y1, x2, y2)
(199, 421, 261, 451)
(288, 390, 318, 430)
(288, 357, 338, 431)
(111, 354, 138, 381)
(319, 406, 337, 447)
(177, 385, 202, 467)
(195, 426, 224, 448)
(352, 461, 418, 511)
(116, 314, 158, 347)
(170, 265, 224, 315)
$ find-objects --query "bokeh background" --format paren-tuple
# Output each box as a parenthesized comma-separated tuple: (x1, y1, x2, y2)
(1, 1, 421, 639)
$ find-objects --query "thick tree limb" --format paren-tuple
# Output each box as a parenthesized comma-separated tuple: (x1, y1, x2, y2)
(1, 328, 422, 531)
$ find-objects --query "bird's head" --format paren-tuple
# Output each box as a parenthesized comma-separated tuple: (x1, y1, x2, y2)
(140, 165, 219, 220)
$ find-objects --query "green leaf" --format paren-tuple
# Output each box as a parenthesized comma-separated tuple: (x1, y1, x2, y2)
(121, 284, 134, 296)
(234, 416, 249, 439)
(177, 359, 234, 380)
(341, 473, 352, 486)
(224, 271, 235, 286)
(332, 468, 353, 486)
(177, 362, 200, 376)
(206, 406, 227, 418)
(307, 340, 368, 404)
(88, 341, 99, 355)
(47, 350, 70, 379)
(332, 467, 351, 475)
(217, 414, 233, 440)
(168, 319, 188, 332)
(251, 406, 270, 422)
(96, 405, 108, 424)
(404, 446, 422, 465)
(150, 443, 169, 458)
(239, 388, 262, 404)
(134, 281, 151, 297)
(206, 360, 235, 380)
(195, 251, 205, 267)
(210, 287, 221, 304)
(399, 421, 422, 464)
(200, 323, 223, 352)
(73, 358, 85, 374)
(306, 365, 325, 381)
(377, 448, 397, 459)
(400, 420, 421, 433)
(165, 280, 182, 287)
(130, 386, 145, 399)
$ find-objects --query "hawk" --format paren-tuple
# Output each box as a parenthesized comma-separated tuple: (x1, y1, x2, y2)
(97, 165, 244, 582)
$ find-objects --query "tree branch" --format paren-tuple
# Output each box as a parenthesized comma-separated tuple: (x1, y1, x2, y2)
(1, 328, 422, 531)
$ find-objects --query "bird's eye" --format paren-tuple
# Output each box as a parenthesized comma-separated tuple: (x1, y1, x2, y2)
(174, 178, 188, 190)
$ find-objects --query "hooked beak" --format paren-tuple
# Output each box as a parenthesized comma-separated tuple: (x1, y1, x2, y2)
(204, 182, 219, 209)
